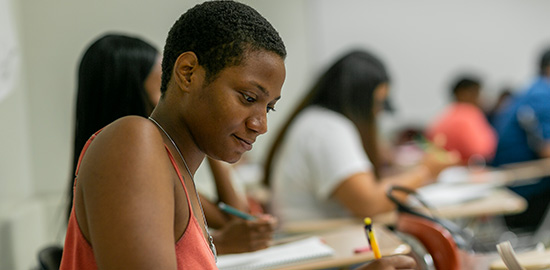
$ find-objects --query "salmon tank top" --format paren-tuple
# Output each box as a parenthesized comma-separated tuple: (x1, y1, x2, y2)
(60, 130, 217, 269)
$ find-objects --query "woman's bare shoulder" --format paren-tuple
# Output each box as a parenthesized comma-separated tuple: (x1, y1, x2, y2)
(77, 115, 170, 189)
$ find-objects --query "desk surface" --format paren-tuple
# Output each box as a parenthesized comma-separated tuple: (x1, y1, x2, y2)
(375, 188, 527, 226)
(276, 224, 410, 270)
(282, 186, 527, 234)
(433, 187, 527, 219)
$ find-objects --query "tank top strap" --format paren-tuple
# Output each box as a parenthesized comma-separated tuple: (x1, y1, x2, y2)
(164, 145, 193, 207)
(75, 128, 104, 177)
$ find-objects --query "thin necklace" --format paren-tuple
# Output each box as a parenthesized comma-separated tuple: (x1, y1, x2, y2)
(148, 116, 217, 262)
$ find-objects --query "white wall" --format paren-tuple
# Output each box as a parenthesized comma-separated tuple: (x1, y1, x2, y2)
(0, 0, 38, 269)
(3, 0, 550, 269)
(310, 0, 550, 133)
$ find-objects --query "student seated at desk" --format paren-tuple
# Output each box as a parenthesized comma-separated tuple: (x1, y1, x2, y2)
(492, 46, 550, 232)
(60, 2, 286, 268)
(263, 50, 459, 225)
(64, 29, 275, 261)
(426, 75, 497, 165)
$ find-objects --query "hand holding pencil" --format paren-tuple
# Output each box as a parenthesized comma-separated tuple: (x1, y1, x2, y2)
(358, 217, 417, 270)
(213, 202, 277, 254)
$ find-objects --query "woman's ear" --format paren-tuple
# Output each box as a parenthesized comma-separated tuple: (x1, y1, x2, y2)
(173, 52, 199, 92)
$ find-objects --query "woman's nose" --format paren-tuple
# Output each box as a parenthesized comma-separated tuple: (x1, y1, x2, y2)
(247, 112, 268, 135)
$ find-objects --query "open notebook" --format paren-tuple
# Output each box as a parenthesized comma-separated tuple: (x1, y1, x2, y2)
(216, 236, 335, 270)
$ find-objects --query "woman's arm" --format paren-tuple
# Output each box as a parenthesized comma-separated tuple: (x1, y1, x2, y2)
(208, 157, 248, 212)
(201, 158, 249, 229)
(202, 158, 276, 254)
(332, 149, 459, 218)
(75, 117, 180, 270)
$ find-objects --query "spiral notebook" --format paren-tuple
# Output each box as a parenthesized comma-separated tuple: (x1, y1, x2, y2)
(216, 236, 335, 270)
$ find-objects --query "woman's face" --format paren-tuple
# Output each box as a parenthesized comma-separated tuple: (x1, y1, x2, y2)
(144, 54, 162, 106)
(373, 82, 389, 115)
(186, 50, 286, 163)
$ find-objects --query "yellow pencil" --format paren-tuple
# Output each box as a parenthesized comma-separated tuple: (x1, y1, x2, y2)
(364, 217, 381, 259)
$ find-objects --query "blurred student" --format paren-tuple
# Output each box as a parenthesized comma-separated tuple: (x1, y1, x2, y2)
(426, 75, 497, 165)
(264, 50, 459, 224)
(66, 32, 273, 258)
(492, 47, 550, 232)
(487, 87, 513, 126)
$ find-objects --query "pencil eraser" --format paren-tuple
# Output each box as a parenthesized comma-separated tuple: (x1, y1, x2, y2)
(354, 246, 372, 254)
(364, 217, 372, 225)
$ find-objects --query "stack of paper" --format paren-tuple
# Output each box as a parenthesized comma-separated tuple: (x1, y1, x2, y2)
(216, 236, 335, 270)
(415, 182, 496, 207)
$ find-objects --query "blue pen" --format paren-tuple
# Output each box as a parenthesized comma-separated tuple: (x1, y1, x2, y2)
(218, 202, 256, 220)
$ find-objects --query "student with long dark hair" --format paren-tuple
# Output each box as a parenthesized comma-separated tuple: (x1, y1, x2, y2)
(68, 33, 161, 220)
(264, 50, 459, 224)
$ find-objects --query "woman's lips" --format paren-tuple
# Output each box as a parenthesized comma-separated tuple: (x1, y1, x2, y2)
(234, 135, 253, 151)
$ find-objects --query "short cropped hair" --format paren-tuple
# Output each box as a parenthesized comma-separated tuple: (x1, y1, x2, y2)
(161, 0, 287, 93)
(451, 76, 481, 97)
(539, 48, 550, 76)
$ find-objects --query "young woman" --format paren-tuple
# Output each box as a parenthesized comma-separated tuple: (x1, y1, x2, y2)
(60, 1, 286, 268)
(264, 49, 459, 224)
(68, 32, 276, 256)
(61, 2, 415, 269)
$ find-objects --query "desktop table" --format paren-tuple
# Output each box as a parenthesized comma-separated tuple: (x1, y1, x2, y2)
(276, 224, 410, 270)
(361, 186, 526, 226)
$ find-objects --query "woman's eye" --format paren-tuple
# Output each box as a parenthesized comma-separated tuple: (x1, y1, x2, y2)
(267, 106, 277, 113)
(242, 93, 256, 103)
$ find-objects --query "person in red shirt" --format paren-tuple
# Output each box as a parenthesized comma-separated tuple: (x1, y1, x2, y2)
(426, 75, 497, 165)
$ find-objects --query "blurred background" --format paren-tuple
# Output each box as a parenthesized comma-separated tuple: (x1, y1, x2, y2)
(1, 0, 550, 269)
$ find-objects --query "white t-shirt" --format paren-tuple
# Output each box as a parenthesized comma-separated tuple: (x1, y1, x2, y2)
(271, 106, 372, 224)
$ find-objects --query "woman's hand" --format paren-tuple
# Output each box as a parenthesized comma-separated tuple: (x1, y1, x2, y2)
(420, 134, 461, 182)
(211, 214, 277, 254)
(355, 255, 416, 270)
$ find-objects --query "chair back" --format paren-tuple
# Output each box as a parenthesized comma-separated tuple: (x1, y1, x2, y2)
(396, 212, 461, 270)
(37, 245, 63, 270)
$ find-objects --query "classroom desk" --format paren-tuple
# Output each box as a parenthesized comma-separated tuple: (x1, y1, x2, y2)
(497, 157, 550, 185)
(432, 187, 527, 219)
(281, 186, 527, 236)
(280, 159, 545, 233)
(372, 187, 527, 225)
(276, 224, 410, 270)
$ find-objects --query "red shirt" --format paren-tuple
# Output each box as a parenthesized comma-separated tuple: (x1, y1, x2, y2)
(427, 103, 497, 164)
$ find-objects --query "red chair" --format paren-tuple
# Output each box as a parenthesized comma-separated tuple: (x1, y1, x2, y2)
(395, 212, 461, 270)
(387, 185, 465, 270)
